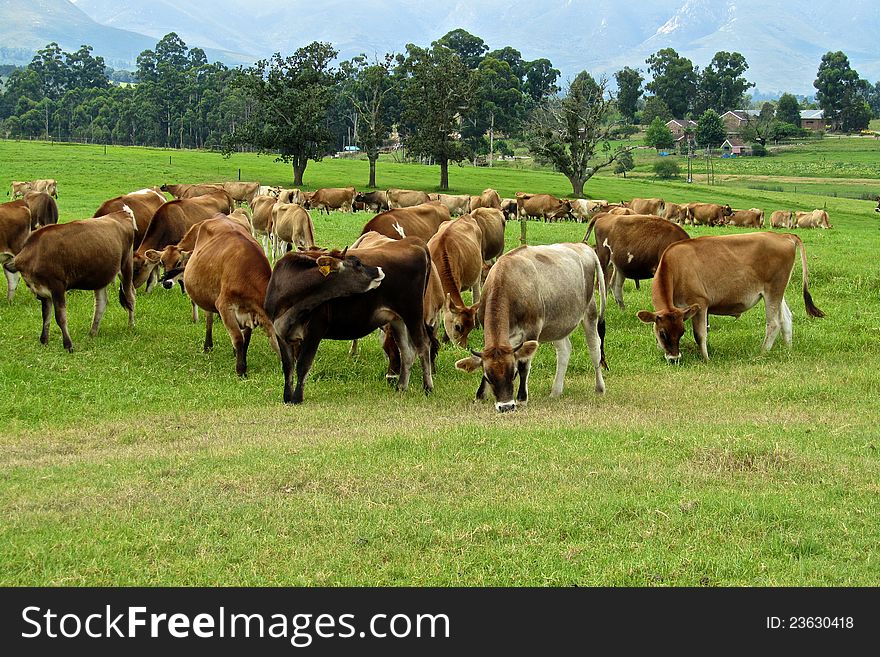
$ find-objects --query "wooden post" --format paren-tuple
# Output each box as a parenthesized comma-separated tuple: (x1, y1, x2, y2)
(519, 218, 528, 245)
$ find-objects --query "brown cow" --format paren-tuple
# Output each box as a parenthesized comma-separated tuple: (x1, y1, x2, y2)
(500, 198, 518, 221)
(686, 203, 733, 226)
(637, 232, 824, 361)
(570, 199, 610, 222)
(12, 179, 57, 199)
(429, 193, 471, 216)
(607, 206, 636, 215)
(624, 198, 665, 216)
(220, 181, 261, 207)
(93, 188, 166, 249)
(428, 215, 483, 347)
(360, 202, 451, 242)
(354, 191, 389, 213)
(387, 188, 431, 209)
(469, 188, 502, 211)
(515, 193, 572, 221)
(584, 213, 690, 310)
(794, 209, 831, 229)
(663, 202, 688, 224)
(11, 207, 136, 351)
(470, 207, 506, 263)
(160, 183, 224, 199)
(228, 208, 253, 232)
(770, 211, 793, 229)
(251, 195, 277, 252)
(305, 187, 357, 214)
(133, 191, 232, 290)
(272, 203, 316, 255)
(276, 189, 302, 205)
(727, 208, 765, 227)
(0, 200, 31, 300)
(22, 192, 58, 228)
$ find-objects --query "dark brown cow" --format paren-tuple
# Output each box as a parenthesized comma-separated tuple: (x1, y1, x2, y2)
(686, 202, 733, 226)
(22, 192, 58, 228)
(93, 188, 166, 249)
(355, 191, 389, 213)
(624, 197, 665, 216)
(133, 191, 233, 290)
(515, 193, 572, 221)
(11, 207, 136, 351)
(265, 237, 433, 404)
(637, 232, 824, 362)
(0, 200, 32, 300)
(360, 202, 451, 242)
(584, 213, 690, 310)
(386, 188, 430, 209)
(305, 187, 356, 214)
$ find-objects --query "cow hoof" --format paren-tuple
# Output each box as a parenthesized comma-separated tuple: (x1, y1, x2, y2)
(65, 345, 74, 353)
(40, 335, 49, 345)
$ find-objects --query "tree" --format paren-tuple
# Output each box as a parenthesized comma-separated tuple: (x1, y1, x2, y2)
(613, 150, 635, 177)
(614, 66, 643, 123)
(653, 158, 680, 179)
(695, 109, 726, 148)
(641, 95, 672, 125)
(814, 51, 869, 131)
(433, 29, 487, 69)
(645, 48, 697, 118)
(776, 93, 801, 127)
(525, 73, 633, 197)
(644, 116, 674, 150)
(466, 56, 525, 166)
(400, 44, 476, 190)
(741, 102, 778, 145)
(486, 46, 527, 80)
(523, 59, 560, 102)
(695, 51, 754, 114)
(226, 43, 340, 186)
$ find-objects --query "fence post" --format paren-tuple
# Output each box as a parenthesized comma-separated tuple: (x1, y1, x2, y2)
(238, 168, 241, 181)
(169, 156, 172, 166)
(519, 218, 528, 245)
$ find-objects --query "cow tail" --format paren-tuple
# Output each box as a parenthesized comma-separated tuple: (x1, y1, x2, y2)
(583, 214, 600, 244)
(593, 249, 608, 370)
(792, 234, 824, 318)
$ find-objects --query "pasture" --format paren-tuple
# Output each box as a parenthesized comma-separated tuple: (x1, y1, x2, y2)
(1, 139, 878, 586)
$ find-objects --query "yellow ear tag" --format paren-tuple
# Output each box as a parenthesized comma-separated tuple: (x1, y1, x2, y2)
(318, 264, 331, 277)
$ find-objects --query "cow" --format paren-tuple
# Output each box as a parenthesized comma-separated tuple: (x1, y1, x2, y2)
(250, 195, 277, 253)
(277, 189, 302, 205)
(264, 237, 434, 404)
(624, 198, 665, 216)
(228, 208, 253, 232)
(387, 188, 430, 209)
(500, 198, 518, 221)
(165, 217, 278, 376)
(160, 183, 224, 199)
(470, 207, 506, 263)
(686, 203, 733, 226)
(220, 181, 261, 207)
(10, 181, 30, 199)
(360, 202, 451, 242)
(12, 180, 57, 199)
(305, 187, 357, 214)
(429, 193, 471, 216)
(727, 208, 765, 228)
(794, 209, 831, 229)
(22, 192, 58, 228)
(258, 185, 281, 198)
(10, 206, 136, 351)
(570, 199, 610, 222)
(0, 200, 32, 300)
(454, 243, 606, 412)
(93, 188, 166, 249)
(770, 210, 793, 229)
(584, 213, 690, 310)
(355, 191, 389, 213)
(133, 191, 233, 290)
(637, 232, 824, 362)
(469, 188, 502, 211)
(272, 203, 316, 255)
(607, 205, 636, 215)
(428, 215, 483, 347)
(515, 193, 572, 222)
(663, 202, 688, 224)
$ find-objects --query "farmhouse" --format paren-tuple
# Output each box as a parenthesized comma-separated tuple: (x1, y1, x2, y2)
(721, 109, 759, 135)
(666, 118, 697, 152)
(799, 109, 826, 131)
(720, 137, 751, 156)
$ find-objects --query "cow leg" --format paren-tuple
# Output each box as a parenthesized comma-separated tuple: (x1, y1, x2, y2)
(191, 301, 199, 323)
(203, 311, 214, 352)
(39, 296, 52, 344)
(4, 266, 18, 302)
(762, 297, 783, 353)
(382, 326, 401, 378)
(692, 307, 710, 360)
(145, 267, 159, 293)
(217, 305, 247, 376)
(516, 360, 531, 404)
(610, 267, 626, 310)
(472, 281, 481, 304)
(475, 376, 488, 401)
(242, 326, 253, 354)
(292, 331, 322, 404)
(389, 319, 415, 391)
(582, 303, 606, 394)
(89, 286, 109, 337)
(550, 336, 572, 397)
(780, 299, 793, 345)
(349, 339, 358, 357)
(52, 289, 73, 352)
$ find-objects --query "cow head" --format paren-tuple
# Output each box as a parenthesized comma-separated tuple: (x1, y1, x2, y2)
(145, 246, 191, 289)
(553, 200, 573, 221)
(455, 342, 540, 411)
(132, 252, 159, 289)
(723, 204, 734, 216)
(443, 294, 479, 348)
(637, 305, 700, 362)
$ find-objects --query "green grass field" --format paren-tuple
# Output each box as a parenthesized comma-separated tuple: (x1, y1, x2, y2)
(1, 139, 878, 586)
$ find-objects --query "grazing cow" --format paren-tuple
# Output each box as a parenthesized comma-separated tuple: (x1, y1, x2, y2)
(277, 189, 302, 205)
(355, 191, 389, 213)
(469, 188, 501, 211)
(727, 208, 765, 228)
(428, 215, 483, 347)
(500, 198, 518, 221)
(624, 197, 665, 216)
(515, 193, 572, 221)
(265, 238, 434, 404)
(93, 188, 166, 249)
(133, 191, 233, 290)
(258, 185, 281, 198)
(637, 232, 824, 361)
(251, 195, 277, 253)
(360, 202, 451, 242)
(12, 180, 57, 199)
(455, 243, 606, 411)
(220, 181, 261, 207)
(387, 188, 430, 209)
(305, 187, 357, 214)
(23, 192, 58, 228)
(470, 207, 506, 263)
(687, 203, 733, 226)
(663, 202, 688, 224)
(585, 213, 690, 310)
(170, 217, 278, 376)
(794, 209, 831, 229)
(272, 203, 316, 255)
(429, 193, 471, 216)
(0, 200, 32, 300)
(10, 181, 30, 199)
(570, 199, 610, 222)
(11, 207, 136, 351)
(228, 208, 253, 232)
(770, 210, 793, 229)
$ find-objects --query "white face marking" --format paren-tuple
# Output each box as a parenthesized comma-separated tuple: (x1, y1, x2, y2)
(495, 401, 516, 411)
(627, 252, 634, 263)
(366, 267, 385, 290)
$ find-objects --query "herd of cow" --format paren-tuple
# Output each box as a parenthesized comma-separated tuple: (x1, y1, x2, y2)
(1, 178, 827, 412)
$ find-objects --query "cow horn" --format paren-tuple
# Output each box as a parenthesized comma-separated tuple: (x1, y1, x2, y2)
(341, 246, 348, 258)
(469, 349, 483, 358)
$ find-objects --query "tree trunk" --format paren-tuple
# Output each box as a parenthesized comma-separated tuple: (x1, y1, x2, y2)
(368, 154, 378, 188)
(292, 156, 307, 187)
(568, 175, 586, 198)
(439, 158, 449, 191)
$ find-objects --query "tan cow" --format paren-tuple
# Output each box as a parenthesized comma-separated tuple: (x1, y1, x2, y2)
(387, 188, 431, 209)
(607, 205, 636, 215)
(625, 198, 665, 216)
(515, 193, 572, 221)
(686, 203, 733, 226)
(10, 181, 31, 199)
(663, 202, 688, 224)
(276, 188, 302, 205)
(272, 203, 316, 256)
(221, 181, 261, 207)
(360, 202, 451, 242)
(428, 214, 484, 347)
(429, 193, 471, 216)
(727, 208, 765, 227)
(228, 208, 253, 232)
(93, 188, 166, 249)
(770, 211, 794, 229)
(12, 179, 57, 199)
(23, 192, 58, 228)
(469, 188, 502, 211)
(570, 199, 610, 222)
(0, 200, 32, 300)
(637, 232, 824, 361)
(500, 198, 518, 221)
(305, 187, 357, 214)
(470, 207, 506, 263)
(794, 209, 831, 229)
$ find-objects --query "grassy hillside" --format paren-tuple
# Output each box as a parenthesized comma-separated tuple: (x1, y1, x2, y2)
(1, 139, 878, 585)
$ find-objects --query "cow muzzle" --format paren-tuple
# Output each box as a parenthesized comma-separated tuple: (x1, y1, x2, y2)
(664, 353, 681, 364)
(495, 400, 517, 413)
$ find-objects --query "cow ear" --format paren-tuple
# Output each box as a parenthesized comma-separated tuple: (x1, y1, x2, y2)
(455, 355, 482, 373)
(683, 304, 700, 320)
(444, 293, 454, 310)
(515, 340, 539, 362)
(144, 249, 162, 263)
(179, 251, 192, 266)
(636, 310, 657, 324)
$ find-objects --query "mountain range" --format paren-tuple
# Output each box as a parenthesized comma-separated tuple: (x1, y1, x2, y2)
(1, 0, 878, 94)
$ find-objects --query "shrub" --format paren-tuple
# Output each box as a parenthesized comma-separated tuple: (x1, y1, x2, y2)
(751, 143, 767, 156)
(653, 158, 680, 179)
